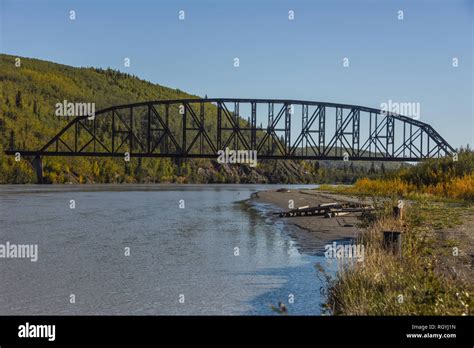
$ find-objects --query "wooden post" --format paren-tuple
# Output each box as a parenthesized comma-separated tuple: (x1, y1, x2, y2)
(382, 231, 402, 256)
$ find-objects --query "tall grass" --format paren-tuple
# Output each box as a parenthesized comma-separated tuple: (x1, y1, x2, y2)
(319, 205, 473, 315)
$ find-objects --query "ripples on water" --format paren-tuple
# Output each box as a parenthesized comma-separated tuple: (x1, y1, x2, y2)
(0, 184, 332, 315)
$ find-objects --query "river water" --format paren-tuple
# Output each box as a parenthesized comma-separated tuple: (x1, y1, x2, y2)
(0, 184, 332, 315)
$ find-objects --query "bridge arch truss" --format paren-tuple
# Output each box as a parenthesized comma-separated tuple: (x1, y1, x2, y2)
(8, 98, 455, 162)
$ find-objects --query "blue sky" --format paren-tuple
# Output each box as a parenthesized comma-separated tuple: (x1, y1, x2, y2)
(1, 0, 473, 148)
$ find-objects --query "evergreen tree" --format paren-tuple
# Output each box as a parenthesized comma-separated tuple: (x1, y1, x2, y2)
(369, 161, 376, 174)
(9, 130, 15, 150)
(313, 161, 320, 171)
(15, 91, 22, 108)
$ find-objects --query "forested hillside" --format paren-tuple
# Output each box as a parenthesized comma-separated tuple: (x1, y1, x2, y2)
(0, 54, 398, 184)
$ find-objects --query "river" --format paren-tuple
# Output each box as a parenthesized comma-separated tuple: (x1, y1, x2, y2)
(0, 184, 332, 315)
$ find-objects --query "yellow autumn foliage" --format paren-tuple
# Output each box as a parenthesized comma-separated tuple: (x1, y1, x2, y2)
(334, 173, 474, 201)
(426, 173, 474, 201)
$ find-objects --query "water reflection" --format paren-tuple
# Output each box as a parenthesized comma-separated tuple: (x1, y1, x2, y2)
(0, 184, 327, 315)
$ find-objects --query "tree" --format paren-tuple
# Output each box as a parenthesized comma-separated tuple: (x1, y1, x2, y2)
(15, 91, 22, 108)
(9, 130, 15, 150)
(313, 161, 320, 171)
(369, 161, 376, 174)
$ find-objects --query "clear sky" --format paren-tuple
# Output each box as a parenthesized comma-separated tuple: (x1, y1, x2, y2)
(1, 0, 473, 148)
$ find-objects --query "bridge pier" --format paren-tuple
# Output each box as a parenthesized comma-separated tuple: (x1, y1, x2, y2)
(175, 157, 188, 176)
(31, 156, 44, 184)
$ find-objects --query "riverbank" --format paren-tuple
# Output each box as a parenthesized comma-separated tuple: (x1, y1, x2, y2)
(253, 187, 474, 315)
(251, 189, 371, 253)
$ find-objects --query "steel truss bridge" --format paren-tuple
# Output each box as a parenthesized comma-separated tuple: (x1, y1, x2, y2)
(5, 98, 455, 163)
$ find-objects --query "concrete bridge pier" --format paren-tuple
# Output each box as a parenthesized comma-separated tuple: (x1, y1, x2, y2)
(31, 155, 44, 184)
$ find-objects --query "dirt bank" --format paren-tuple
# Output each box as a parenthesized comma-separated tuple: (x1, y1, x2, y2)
(251, 189, 371, 254)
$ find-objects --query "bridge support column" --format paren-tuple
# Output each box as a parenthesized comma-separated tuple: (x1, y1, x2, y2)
(175, 157, 188, 176)
(32, 156, 44, 184)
